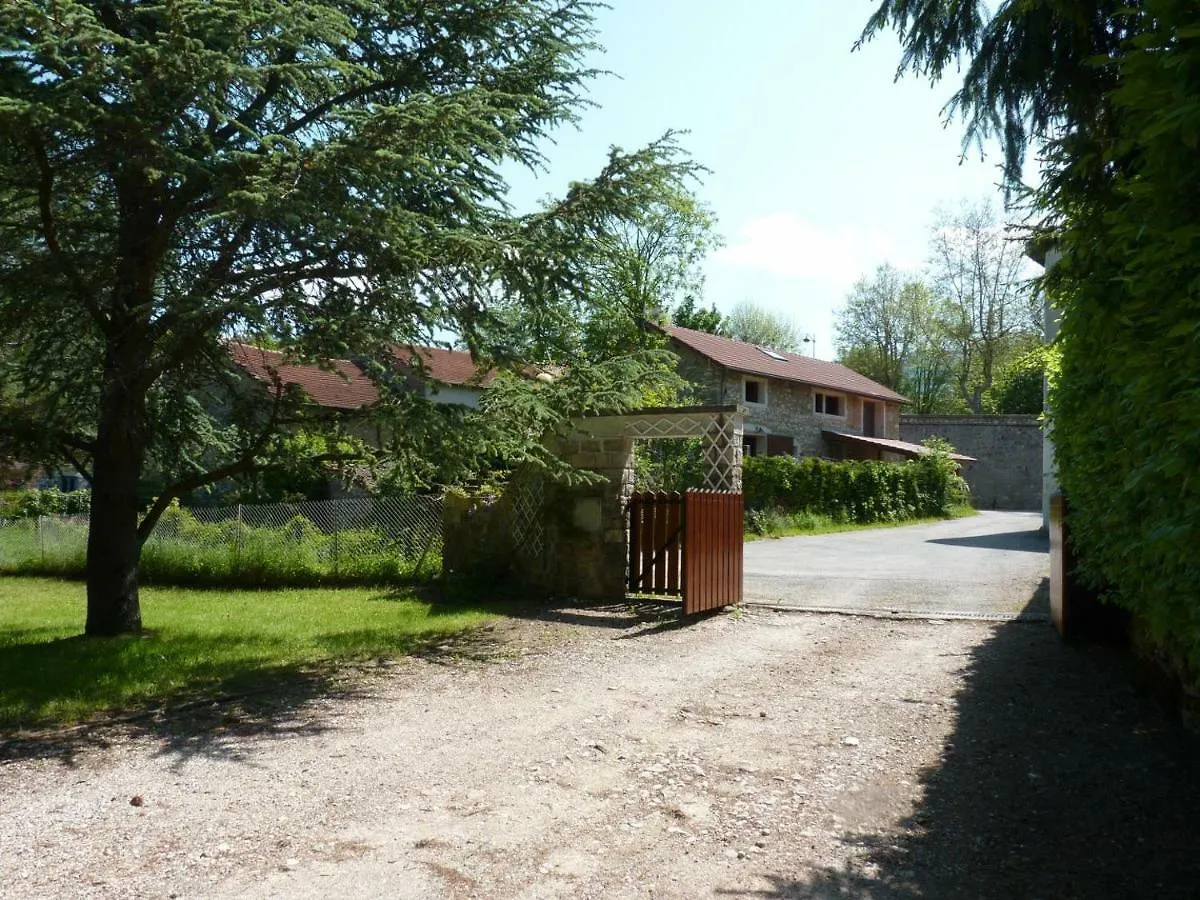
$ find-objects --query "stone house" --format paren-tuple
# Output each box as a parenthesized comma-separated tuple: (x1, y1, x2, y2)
(659, 323, 946, 462)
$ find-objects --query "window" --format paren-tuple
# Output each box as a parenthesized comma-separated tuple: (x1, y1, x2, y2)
(757, 346, 788, 361)
(743, 378, 765, 405)
(814, 392, 842, 416)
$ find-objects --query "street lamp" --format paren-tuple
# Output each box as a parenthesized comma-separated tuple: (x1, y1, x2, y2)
(801, 334, 816, 358)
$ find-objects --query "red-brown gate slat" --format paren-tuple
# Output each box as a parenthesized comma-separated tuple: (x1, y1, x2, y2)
(628, 489, 742, 614)
(682, 490, 744, 615)
(628, 491, 685, 596)
(665, 492, 681, 594)
(627, 493, 643, 593)
(652, 492, 668, 592)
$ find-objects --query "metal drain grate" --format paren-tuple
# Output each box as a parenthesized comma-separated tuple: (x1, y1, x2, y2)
(742, 601, 1049, 623)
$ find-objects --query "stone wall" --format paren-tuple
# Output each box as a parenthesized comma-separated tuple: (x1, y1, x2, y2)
(900, 414, 1043, 511)
(540, 433, 636, 600)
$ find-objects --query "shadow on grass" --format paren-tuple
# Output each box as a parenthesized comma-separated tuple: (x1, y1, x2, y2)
(721, 588, 1200, 899)
(0, 595, 509, 769)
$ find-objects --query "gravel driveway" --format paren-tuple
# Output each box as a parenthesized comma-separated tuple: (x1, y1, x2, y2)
(744, 511, 1049, 619)
(2, 601, 1197, 899)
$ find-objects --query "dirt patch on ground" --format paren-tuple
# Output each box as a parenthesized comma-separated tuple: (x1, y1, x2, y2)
(1, 604, 1197, 899)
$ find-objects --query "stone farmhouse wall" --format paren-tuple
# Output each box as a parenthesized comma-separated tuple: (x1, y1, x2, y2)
(900, 414, 1043, 510)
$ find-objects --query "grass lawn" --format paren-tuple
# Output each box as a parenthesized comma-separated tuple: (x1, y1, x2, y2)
(0, 577, 502, 733)
(744, 505, 979, 542)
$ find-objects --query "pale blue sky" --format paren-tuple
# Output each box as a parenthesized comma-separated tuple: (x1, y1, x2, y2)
(505, 1, 1016, 359)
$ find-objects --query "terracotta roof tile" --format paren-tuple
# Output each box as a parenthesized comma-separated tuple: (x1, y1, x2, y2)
(658, 324, 908, 403)
(229, 343, 379, 410)
(389, 345, 497, 387)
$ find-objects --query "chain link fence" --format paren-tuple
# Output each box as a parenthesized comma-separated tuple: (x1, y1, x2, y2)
(0, 495, 444, 587)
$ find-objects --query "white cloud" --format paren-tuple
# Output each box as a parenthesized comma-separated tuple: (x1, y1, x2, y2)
(712, 212, 916, 287)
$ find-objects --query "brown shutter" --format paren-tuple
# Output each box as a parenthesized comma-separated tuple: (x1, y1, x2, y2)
(766, 434, 795, 457)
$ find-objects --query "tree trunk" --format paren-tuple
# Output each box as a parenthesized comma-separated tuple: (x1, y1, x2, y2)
(85, 367, 147, 636)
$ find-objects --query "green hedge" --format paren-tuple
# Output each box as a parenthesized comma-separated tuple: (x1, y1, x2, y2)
(743, 447, 968, 526)
(1045, 9, 1200, 687)
(0, 488, 91, 519)
(0, 506, 440, 587)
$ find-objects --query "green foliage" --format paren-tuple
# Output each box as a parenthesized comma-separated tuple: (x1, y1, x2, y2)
(836, 264, 929, 390)
(1047, 4, 1200, 680)
(0, 0, 703, 625)
(632, 438, 707, 492)
(745, 508, 835, 538)
(837, 206, 1043, 414)
(743, 445, 968, 525)
(577, 188, 723, 359)
(928, 201, 1042, 411)
(982, 345, 1056, 414)
(0, 505, 439, 587)
(0, 488, 91, 519)
(725, 301, 804, 354)
(671, 296, 725, 334)
(863, 0, 1200, 683)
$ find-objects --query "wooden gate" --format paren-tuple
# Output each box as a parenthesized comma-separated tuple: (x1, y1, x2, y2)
(628, 490, 743, 615)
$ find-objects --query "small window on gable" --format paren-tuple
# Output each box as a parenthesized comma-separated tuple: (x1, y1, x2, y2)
(815, 392, 842, 416)
(744, 378, 763, 404)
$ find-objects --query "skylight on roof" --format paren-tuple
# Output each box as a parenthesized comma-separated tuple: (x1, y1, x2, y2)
(757, 346, 788, 361)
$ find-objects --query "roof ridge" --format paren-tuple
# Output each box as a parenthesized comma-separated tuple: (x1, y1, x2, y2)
(658, 322, 908, 404)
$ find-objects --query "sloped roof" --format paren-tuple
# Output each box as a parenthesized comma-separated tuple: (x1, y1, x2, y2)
(823, 430, 975, 462)
(389, 345, 498, 387)
(231, 342, 553, 409)
(658, 323, 909, 404)
(229, 343, 379, 410)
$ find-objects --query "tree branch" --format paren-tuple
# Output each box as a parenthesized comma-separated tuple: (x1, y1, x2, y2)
(279, 78, 406, 139)
(209, 47, 299, 148)
(29, 134, 105, 327)
(61, 448, 94, 486)
(136, 450, 362, 545)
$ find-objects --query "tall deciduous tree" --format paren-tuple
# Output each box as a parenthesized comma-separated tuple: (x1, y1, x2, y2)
(725, 301, 803, 354)
(580, 190, 722, 357)
(0, 1, 692, 635)
(835, 263, 929, 390)
(928, 200, 1039, 411)
(836, 263, 958, 413)
(671, 296, 724, 335)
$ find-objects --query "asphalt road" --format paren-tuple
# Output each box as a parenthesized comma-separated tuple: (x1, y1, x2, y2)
(743, 510, 1049, 619)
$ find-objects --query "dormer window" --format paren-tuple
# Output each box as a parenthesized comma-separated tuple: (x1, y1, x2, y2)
(743, 377, 765, 405)
(814, 392, 842, 416)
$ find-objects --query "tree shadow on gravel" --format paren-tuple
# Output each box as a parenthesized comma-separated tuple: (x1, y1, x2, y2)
(525, 599, 690, 637)
(423, 578, 695, 637)
(733, 586, 1200, 900)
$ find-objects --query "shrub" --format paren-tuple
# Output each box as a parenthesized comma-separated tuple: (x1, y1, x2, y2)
(743, 445, 968, 525)
(0, 504, 440, 588)
(0, 488, 92, 519)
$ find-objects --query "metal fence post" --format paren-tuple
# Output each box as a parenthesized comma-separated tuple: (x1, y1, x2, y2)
(332, 499, 341, 577)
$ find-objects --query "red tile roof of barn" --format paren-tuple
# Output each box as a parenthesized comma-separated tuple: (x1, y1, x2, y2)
(390, 345, 498, 386)
(229, 344, 379, 410)
(657, 324, 909, 403)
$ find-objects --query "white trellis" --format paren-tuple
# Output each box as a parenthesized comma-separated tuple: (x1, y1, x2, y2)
(572, 405, 745, 493)
(509, 476, 545, 559)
